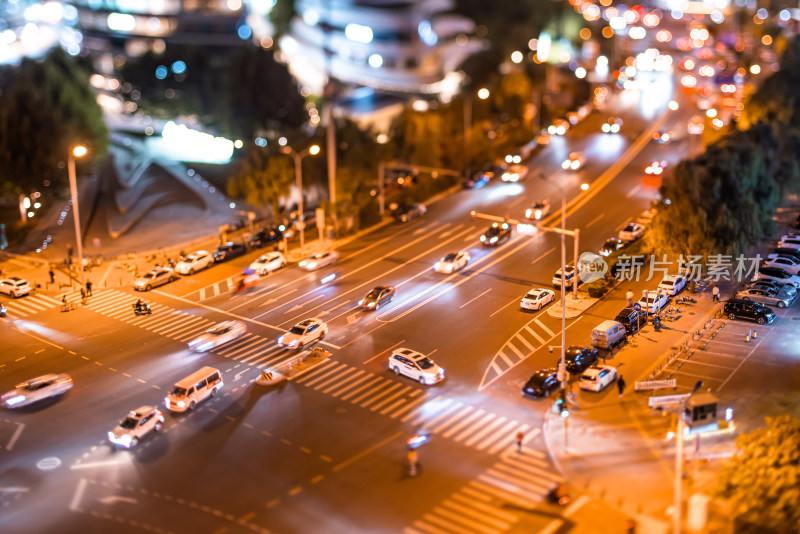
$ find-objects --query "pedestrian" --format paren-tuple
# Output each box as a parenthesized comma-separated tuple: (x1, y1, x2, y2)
(712, 285, 719, 302)
(49, 268, 55, 284)
(626, 290, 634, 308)
(516, 431, 525, 453)
(407, 448, 419, 476)
(625, 518, 637, 533)
(85, 280, 92, 296)
(80, 287, 86, 301)
(617, 375, 627, 398)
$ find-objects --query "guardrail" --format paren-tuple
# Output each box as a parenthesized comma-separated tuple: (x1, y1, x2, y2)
(648, 393, 691, 408)
(635, 379, 677, 391)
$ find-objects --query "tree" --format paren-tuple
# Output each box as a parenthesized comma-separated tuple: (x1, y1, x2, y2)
(0, 48, 108, 194)
(715, 415, 800, 534)
(225, 47, 307, 139)
(226, 145, 294, 221)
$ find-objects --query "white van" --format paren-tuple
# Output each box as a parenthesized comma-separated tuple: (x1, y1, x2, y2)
(165, 367, 223, 412)
(590, 320, 627, 350)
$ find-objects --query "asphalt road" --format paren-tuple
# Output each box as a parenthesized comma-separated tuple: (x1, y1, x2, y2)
(0, 67, 718, 534)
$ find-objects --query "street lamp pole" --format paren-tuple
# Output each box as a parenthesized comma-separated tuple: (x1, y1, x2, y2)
(463, 88, 490, 180)
(284, 144, 320, 257)
(67, 145, 88, 288)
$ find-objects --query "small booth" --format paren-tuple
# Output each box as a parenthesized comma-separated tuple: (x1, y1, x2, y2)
(683, 392, 719, 433)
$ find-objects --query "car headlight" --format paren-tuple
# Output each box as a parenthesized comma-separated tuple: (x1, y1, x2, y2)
(288, 340, 298, 347)
(307, 262, 317, 269)
(278, 336, 285, 345)
(299, 260, 307, 267)
(177, 400, 185, 408)
(562, 161, 570, 169)
(107, 431, 115, 441)
(535, 210, 542, 219)
(434, 262, 441, 270)
(4, 394, 25, 407)
(571, 161, 580, 170)
(490, 237, 498, 243)
(367, 302, 376, 308)
(480, 235, 486, 242)
(358, 299, 364, 305)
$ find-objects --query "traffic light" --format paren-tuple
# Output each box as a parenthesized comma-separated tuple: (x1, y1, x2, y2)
(556, 390, 569, 418)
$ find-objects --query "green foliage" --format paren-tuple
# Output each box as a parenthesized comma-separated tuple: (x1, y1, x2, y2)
(715, 415, 800, 534)
(649, 121, 786, 259)
(226, 145, 294, 221)
(225, 47, 307, 138)
(270, 0, 295, 38)
(119, 45, 307, 139)
(742, 37, 800, 128)
(586, 279, 608, 298)
(0, 48, 108, 193)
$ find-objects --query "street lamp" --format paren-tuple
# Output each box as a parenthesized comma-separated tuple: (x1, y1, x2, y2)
(282, 143, 320, 256)
(464, 88, 490, 180)
(68, 145, 88, 287)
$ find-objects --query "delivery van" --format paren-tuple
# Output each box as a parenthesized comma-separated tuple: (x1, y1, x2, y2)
(165, 367, 223, 412)
(590, 320, 627, 350)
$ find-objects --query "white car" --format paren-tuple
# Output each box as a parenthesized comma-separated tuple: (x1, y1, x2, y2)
(188, 320, 247, 352)
(525, 201, 551, 221)
(250, 252, 287, 275)
(548, 119, 570, 136)
(278, 318, 328, 349)
(637, 290, 670, 314)
(501, 164, 529, 182)
(754, 267, 800, 288)
(1, 374, 73, 408)
(133, 267, 176, 291)
(618, 222, 645, 242)
(778, 237, 800, 250)
(434, 251, 470, 274)
(299, 251, 340, 271)
(658, 274, 687, 296)
(636, 209, 657, 225)
(108, 406, 165, 449)
(645, 160, 667, 175)
(579, 365, 618, 392)
(687, 115, 704, 135)
(561, 152, 585, 171)
(175, 250, 213, 275)
(521, 288, 556, 311)
(0, 277, 31, 298)
(602, 117, 623, 133)
(389, 348, 445, 385)
(764, 254, 800, 275)
(553, 265, 580, 289)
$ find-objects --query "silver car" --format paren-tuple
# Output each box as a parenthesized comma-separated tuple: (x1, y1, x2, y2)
(133, 267, 176, 291)
(188, 320, 247, 352)
(108, 406, 165, 449)
(736, 288, 791, 309)
(1, 374, 73, 408)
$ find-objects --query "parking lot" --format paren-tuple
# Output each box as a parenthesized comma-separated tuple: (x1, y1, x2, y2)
(656, 303, 800, 393)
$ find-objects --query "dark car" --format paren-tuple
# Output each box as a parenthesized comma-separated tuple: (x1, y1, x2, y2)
(464, 171, 492, 189)
(599, 237, 627, 257)
(522, 368, 561, 398)
(615, 307, 646, 335)
(723, 298, 776, 325)
(392, 203, 426, 223)
(358, 285, 396, 310)
(212, 242, 247, 263)
(248, 227, 282, 249)
(772, 247, 800, 262)
(480, 222, 512, 247)
(565, 346, 599, 375)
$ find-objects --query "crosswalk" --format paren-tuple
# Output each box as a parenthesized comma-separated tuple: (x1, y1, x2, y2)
(294, 360, 536, 455)
(183, 278, 236, 302)
(69, 288, 297, 369)
(0, 292, 62, 317)
(480, 316, 557, 389)
(406, 447, 564, 534)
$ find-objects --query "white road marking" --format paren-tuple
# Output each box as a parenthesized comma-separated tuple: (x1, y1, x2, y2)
(98, 495, 138, 505)
(625, 184, 643, 198)
(69, 479, 87, 512)
(586, 213, 605, 227)
(5, 422, 25, 451)
(459, 289, 491, 309)
(563, 494, 590, 517)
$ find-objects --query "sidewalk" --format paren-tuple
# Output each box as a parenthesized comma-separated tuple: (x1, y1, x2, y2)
(542, 281, 735, 533)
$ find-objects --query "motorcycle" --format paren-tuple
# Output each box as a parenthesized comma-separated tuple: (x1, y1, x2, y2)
(0, 303, 6, 317)
(133, 302, 152, 316)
